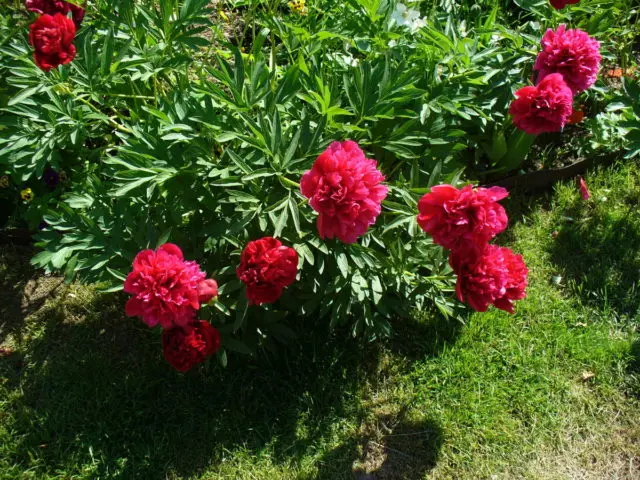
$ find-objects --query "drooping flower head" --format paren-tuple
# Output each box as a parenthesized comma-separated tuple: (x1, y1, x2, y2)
(26, 0, 85, 27)
(534, 25, 601, 94)
(509, 73, 574, 135)
(237, 237, 298, 305)
(300, 140, 389, 244)
(417, 184, 509, 251)
(42, 167, 60, 188)
(450, 245, 528, 314)
(162, 320, 221, 372)
(577, 175, 590, 200)
(29, 13, 77, 72)
(548, 0, 579, 9)
(124, 243, 217, 329)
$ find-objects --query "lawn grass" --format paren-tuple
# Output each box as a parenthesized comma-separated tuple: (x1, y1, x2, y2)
(1, 162, 639, 479)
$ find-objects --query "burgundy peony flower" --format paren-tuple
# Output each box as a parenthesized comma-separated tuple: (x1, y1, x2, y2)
(450, 244, 528, 314)
(26, 0, 85, 27)
(509, 73, 574, 135)
(417, 184, 509, 251)
(300, 140, 389, 244)
(236, 237, 298, 305)
(124, 243, 217, 329)
(577, 175, 590, 200)
(29, 13, 77, 72)
(534, 25, 601, 94)
(549, 0, 579, 9)
(162, 320, 221, 372)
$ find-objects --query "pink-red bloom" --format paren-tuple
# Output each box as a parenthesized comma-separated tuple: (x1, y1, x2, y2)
(162, 320, 221, 372)
(534, 25, 601, 94)
(450, 245, 528, 314)
(29, 13, 77, 72)
(417, 184, 509, 251)
(197, 279, 219, 304)
(26, 0, 85, 26)
(577, 175, 590, 200)
(509, 73, 574, 135)
(124, 243, 217, 329)
(300, 140, 389, 244)
(237, 237, 298, 305)
(549, 0, 579, 9)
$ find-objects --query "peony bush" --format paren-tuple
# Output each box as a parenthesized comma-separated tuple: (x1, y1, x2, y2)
(0, 0, 637, 369)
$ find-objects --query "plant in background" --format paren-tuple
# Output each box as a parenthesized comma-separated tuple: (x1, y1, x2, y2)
(0, 0, 634, 366)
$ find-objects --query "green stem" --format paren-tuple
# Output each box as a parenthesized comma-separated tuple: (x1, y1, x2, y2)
(76, 96, 133, 135)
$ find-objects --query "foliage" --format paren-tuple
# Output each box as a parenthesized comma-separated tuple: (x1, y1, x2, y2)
(0, 0, 638, 356)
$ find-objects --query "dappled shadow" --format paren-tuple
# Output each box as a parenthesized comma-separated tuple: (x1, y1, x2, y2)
(0, 288, 457, 479)
(0, 245, 64, 346)
(316, 411, 443, 480)
(546, 197, 640, 316)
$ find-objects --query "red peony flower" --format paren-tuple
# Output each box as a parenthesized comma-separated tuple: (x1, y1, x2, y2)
(236, 237, 298, 305)
(577, 175, 590, 200)
(124, 243, 217, 329)
(197, 278, 219, 304)
(300, 140, 389, 244)
(29, 13, 77, 72)
(26, 0, 85, 27)
(450, 244, 528, 314)
(162, 320, 221, 372)
(534, 25, 601, 94)
(509, 73, 574, 135)
(417, 184, 509, 251)
(549, 0, 579, 10)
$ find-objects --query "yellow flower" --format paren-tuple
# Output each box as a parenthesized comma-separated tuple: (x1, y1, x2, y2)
(0, 175, 8, 189)
(288, 0, 308, 15)
(20, 188, 34, 202)
(219, 9, 229, 22)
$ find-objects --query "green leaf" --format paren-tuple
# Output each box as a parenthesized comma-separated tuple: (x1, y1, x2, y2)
(336, 253, 349, 278)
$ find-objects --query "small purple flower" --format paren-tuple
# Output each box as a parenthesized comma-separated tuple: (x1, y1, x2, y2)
(43, 167, 60, 188)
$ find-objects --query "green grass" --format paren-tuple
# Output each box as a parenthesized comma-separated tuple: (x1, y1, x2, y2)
(1, 162, 639, 479)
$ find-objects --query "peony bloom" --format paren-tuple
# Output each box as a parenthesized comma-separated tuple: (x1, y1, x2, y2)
(237, 237, 298, 305)
(124, 243, 217, 329)
(534, 25, 601, 94)
(300, 140, 389, 244)
(197, 278, 219, 304)
(162, 320, 221, 372)
(417, 184, 509, 251)
(450, 245, 528, 314)
(29, 13, 77, 72)
(577, 175, 590, 200)
(549, 0, 579, 9)
(509, 73, 574, 135)
(26, 0, 85, 27)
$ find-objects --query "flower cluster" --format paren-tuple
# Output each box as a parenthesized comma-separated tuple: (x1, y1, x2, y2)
(417, 185, 528, 313)
(510, 25, 600, 135)
(24, 0, 85, 71)
(124, 244, 221, 371)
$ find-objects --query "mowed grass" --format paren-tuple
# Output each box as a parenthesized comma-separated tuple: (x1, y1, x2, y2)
(1, 162, 639, 479)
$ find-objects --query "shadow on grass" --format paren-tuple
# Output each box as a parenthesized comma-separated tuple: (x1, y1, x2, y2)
(0, 281, 456, 478)
(0, 245, 64, 346)
(317, 413, 443, 480)
(547, 198, 640, 317)
(628, 339, 640, 398)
